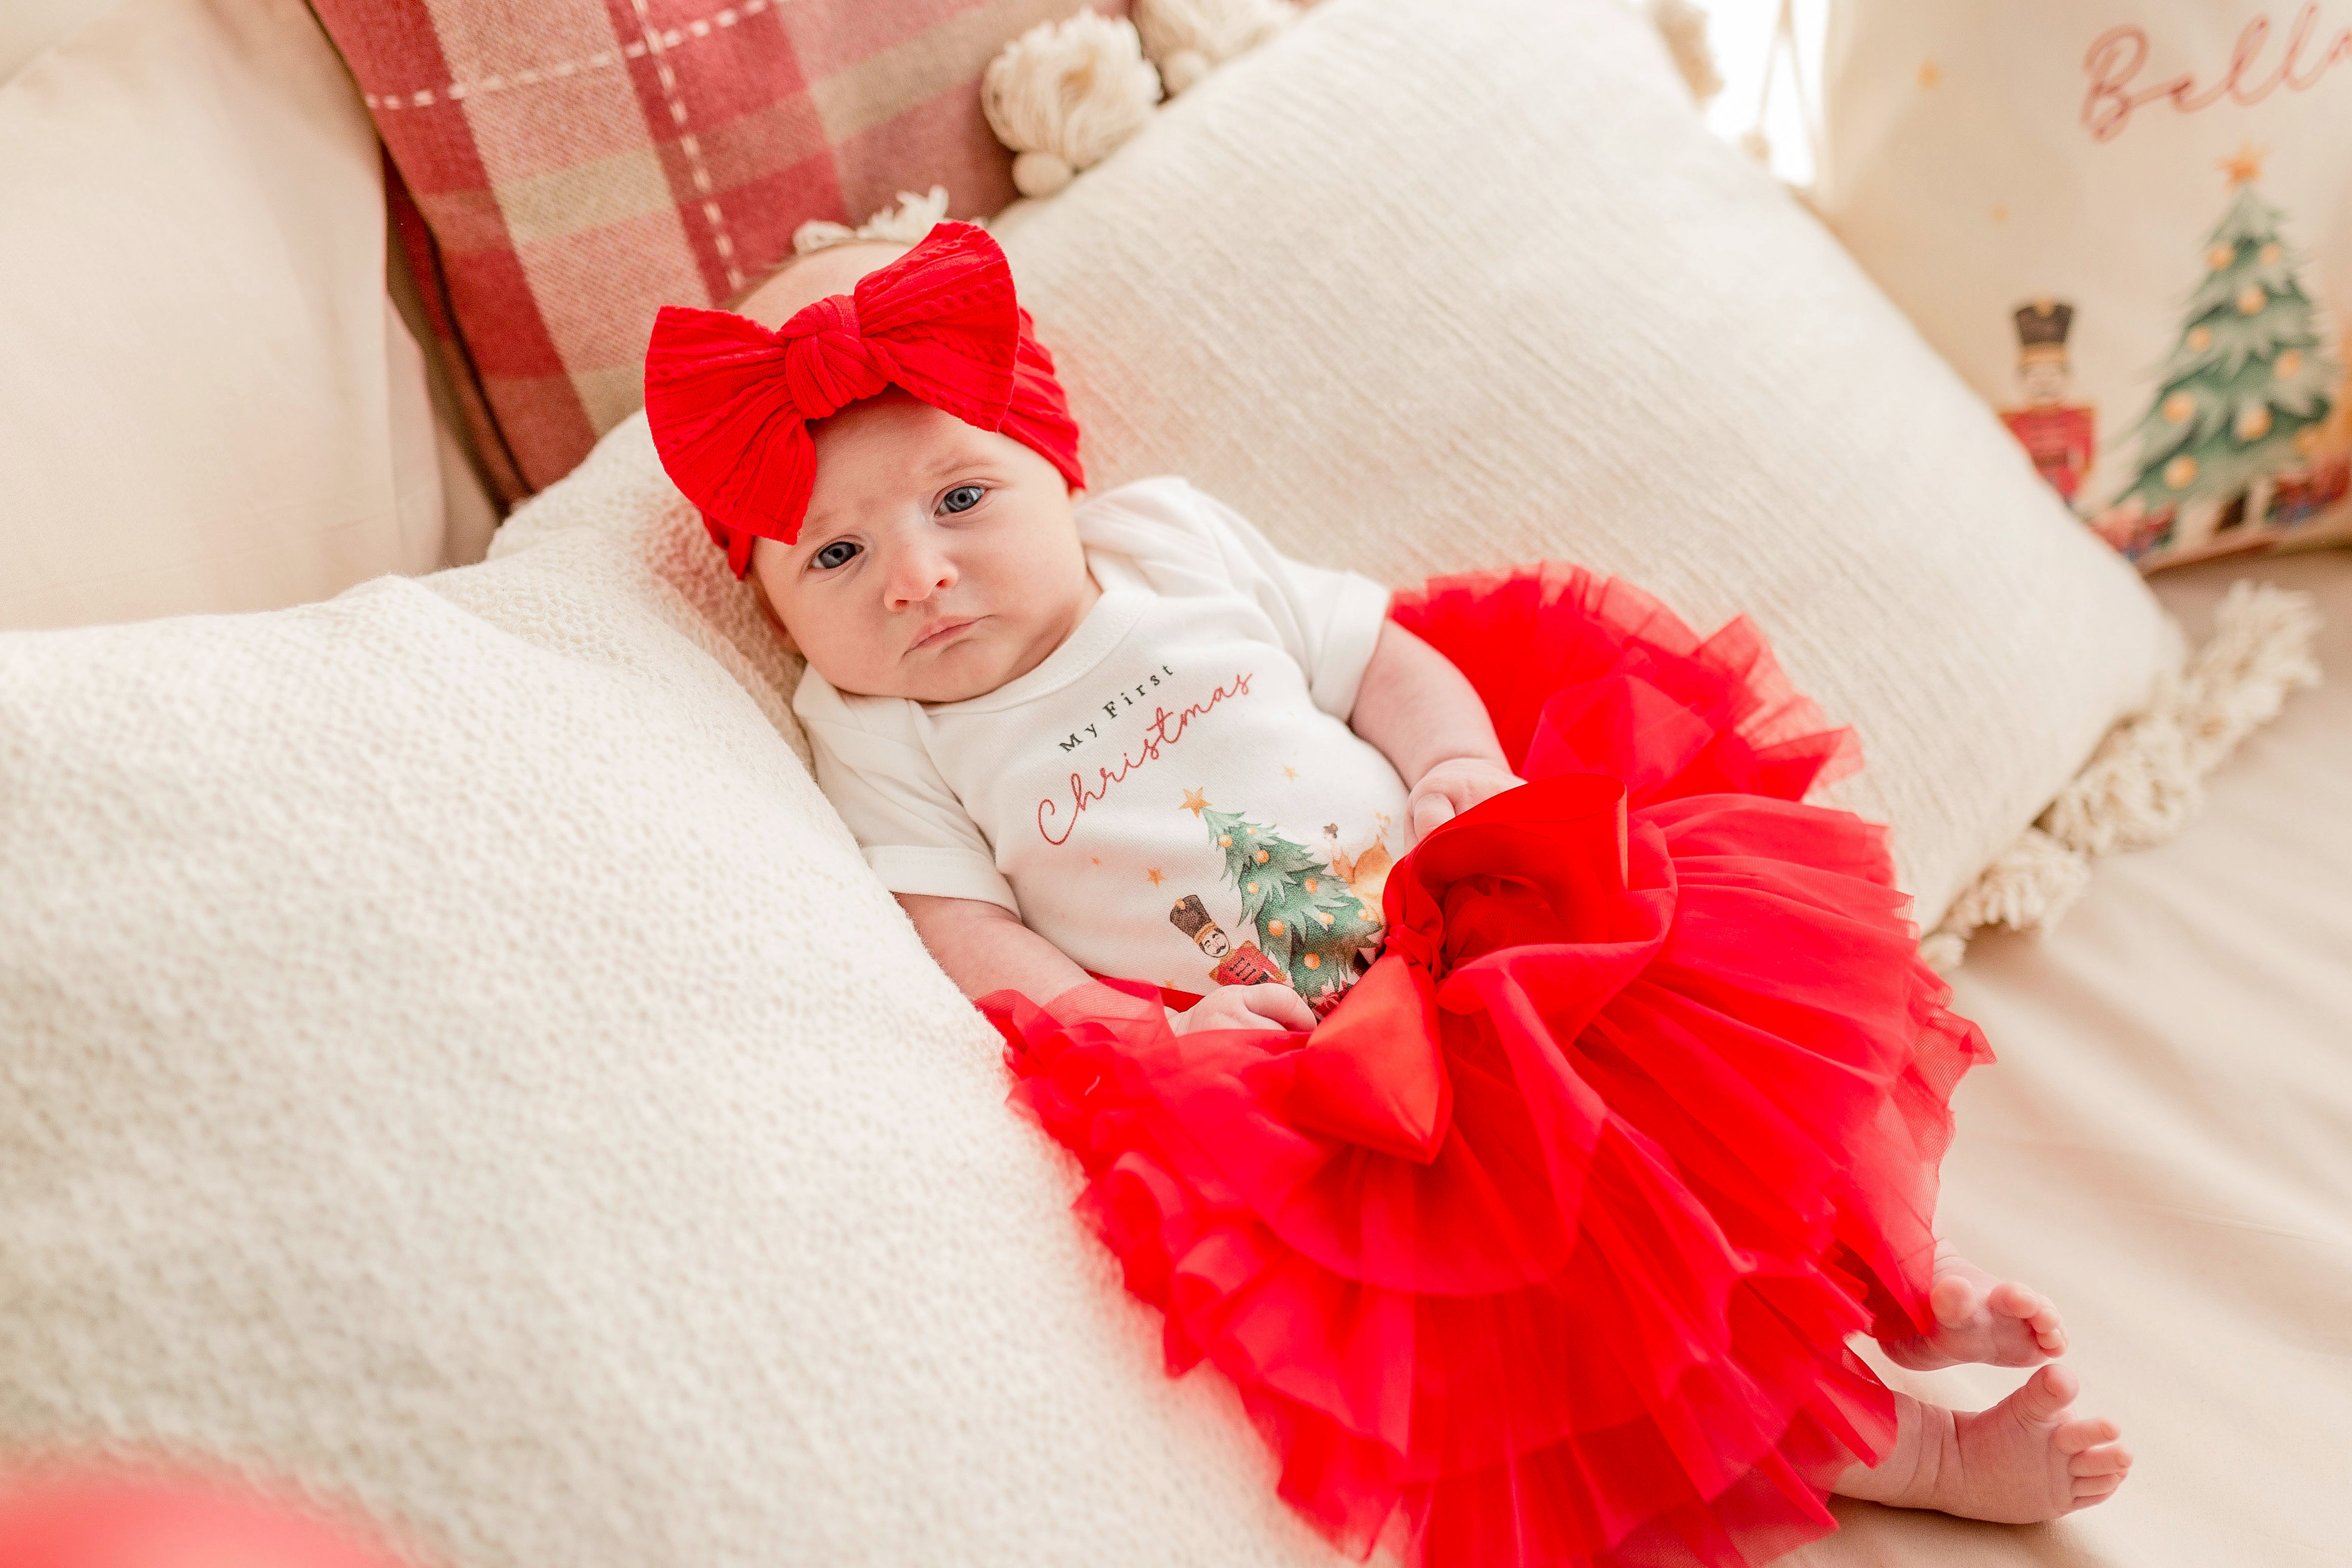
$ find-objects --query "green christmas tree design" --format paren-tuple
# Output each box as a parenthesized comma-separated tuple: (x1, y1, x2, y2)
(1201, 804, 1383, 1003)
(2107, 155, 2337, 545)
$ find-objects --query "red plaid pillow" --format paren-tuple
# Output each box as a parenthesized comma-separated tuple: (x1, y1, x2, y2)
(313, 0, 1115, 502)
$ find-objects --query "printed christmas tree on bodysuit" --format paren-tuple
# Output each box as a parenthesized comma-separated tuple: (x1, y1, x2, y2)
(2110, 149, 2337, 540)
(1200, 805, 1384, 1006)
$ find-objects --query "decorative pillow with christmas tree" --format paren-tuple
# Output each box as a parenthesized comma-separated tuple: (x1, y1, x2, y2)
(1815, 1, 2351, 571)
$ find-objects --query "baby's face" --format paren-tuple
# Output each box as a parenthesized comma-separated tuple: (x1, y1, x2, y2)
(754, 393, 1095, 702)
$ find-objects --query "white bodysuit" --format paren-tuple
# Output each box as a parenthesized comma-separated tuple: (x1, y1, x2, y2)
(795, 477, 1413, 1008)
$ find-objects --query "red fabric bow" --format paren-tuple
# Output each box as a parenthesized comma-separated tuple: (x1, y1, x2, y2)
(1284, 774, 1632, 1162)
(641, 221, 1086, 576)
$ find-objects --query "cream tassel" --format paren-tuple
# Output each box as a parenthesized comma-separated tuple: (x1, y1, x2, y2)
(1924, 581, 2321, 969)
(1930, 828, 2093, 952)
(1646, 0, 1723, 105)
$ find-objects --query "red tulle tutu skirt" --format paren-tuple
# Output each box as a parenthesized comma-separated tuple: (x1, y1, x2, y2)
(980, 564, 1992, 1568)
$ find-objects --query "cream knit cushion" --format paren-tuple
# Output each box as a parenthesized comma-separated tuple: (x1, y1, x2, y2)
(0, 0, 458, 631)
(990, 0, 2173, 930)
(0, 429, 1337, 1568)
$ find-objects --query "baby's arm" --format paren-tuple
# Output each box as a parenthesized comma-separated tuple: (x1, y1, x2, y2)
(900, 894, 1313, 1032)
(1350, 621, 1521, 839)
(898, 893, 1089, 1001)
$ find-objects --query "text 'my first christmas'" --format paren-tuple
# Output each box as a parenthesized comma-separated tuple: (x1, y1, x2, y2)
(1057, 663, 1181, 751)
(1038, 671, 1255, 846)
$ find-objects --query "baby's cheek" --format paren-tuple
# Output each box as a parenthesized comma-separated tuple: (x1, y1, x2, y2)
(748, 553, 800, 640)
(753, 597, 801, 655)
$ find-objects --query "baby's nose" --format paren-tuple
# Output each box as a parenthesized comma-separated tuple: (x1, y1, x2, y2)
(885, 544, 957, 608)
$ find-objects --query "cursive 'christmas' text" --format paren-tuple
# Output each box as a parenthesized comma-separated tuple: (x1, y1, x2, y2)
(1038, 672, 1254, 846)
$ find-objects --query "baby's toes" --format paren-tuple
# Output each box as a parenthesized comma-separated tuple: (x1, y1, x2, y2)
(1930, 1272, 1983, 1327)
(1987, 1280, 2046, 1323)
(2016, 1363, 2079, 1424)
(2067, 1444, 2130, 1508)
(2067, 1442, 2130, 1478)
(2057, 1414, 2122, 1455)
(1994, 1288, 2070, 1363)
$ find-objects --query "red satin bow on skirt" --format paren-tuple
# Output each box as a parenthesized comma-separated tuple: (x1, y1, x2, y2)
(980, 562, 1991, 1568)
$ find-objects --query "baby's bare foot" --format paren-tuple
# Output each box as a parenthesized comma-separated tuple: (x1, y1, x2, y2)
(1882, 1243, 2065, 1369)
(1937, 1365, 2133, 1521)
(1836, 1365, 2132, 1522)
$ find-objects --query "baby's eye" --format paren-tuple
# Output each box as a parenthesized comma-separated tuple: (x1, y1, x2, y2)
(938, 484, 986, 515)
(812, 539, 861, 570)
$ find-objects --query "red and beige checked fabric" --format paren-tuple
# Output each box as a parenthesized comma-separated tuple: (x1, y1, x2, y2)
(312, 0, 1115, 503)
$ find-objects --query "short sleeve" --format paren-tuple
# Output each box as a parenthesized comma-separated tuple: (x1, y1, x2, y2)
(792, 668, 1019, 913)
(1076, 478, 1392, 720)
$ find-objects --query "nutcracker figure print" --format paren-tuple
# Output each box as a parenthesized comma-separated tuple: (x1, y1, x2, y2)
(2000, 298, 2096, 504)
(1168, 893, 1289, 990)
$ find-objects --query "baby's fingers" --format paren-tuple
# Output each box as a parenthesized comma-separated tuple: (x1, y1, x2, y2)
(1242, 984, 1317, 1031)
(1470, 772, 1526, 810)
(1409, 790, 1458, 841)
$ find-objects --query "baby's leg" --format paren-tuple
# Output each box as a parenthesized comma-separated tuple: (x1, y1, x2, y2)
(1881, 1240, 2067, 1370)
(1833, 1365, 2131, 1522)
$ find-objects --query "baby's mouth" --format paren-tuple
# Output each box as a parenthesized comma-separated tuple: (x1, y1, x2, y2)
(908, 615, 982, 654)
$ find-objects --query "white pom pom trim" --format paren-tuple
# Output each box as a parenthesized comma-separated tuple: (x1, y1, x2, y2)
(1012, 150, 1075, 199)
(1135, 0, 1293, 94)
(982, 10, 1161, 178)
(1158, 48, 1211, 96)
(792, 187, 958, 257)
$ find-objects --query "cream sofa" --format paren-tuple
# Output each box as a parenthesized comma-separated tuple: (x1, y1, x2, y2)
(1, 1, 2345, 1566)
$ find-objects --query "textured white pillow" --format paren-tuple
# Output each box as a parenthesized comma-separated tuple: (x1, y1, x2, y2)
(990, 0, 2173, 931)
(0, 0, 464, 630)
(0, 426, 1336, 1568)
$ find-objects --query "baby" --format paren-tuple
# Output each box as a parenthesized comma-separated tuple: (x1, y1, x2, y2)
(664, 229, 1518, 1036)
(644, 225, 2128, 1558)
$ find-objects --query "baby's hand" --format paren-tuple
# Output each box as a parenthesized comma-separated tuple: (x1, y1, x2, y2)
(1174, 983, 1316, 1035)
(1409, 756, 1524, 841)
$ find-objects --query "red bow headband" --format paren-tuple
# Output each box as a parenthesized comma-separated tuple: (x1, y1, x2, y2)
(642, 222, 1086, 577)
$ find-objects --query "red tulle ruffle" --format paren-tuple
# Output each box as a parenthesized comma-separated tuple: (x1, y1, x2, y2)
(980, 563, 1991, 1568)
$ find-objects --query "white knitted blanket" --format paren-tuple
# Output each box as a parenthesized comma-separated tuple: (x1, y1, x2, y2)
(0, 419, 1337, 1567)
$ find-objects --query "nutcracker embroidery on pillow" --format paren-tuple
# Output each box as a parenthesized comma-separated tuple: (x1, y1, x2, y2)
(2001, 299, 2096, 506)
